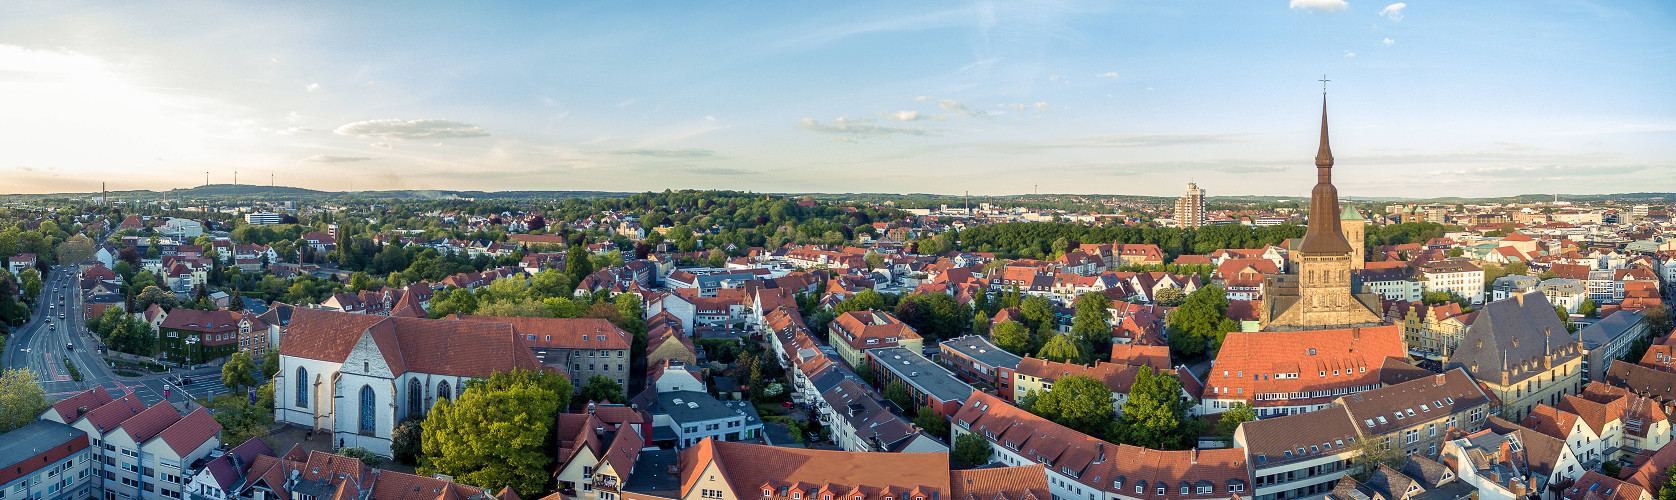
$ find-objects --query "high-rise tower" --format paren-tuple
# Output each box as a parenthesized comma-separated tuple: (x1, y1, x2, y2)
(1175, 182, 1206, 228)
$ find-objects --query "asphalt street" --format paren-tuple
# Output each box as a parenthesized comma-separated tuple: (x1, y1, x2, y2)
(3, 265, 240, 409)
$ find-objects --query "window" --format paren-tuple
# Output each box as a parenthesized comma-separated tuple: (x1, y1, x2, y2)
(296, 367, 309, 408)
(1157, 487, 1165, 495)
(763, 488, 773, 497)
(437, 381, 452, 403)
(408, 379, 424, 418)
(359, 385, 376, 433)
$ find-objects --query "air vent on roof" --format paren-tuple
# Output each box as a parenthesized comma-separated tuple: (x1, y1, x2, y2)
(687, 402, 698, 409)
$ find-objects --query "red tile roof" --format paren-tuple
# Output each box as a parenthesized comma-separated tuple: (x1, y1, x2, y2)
(679, 439, 950, 500)
(117, 401, 183, 444)
(1203, 326, 1405, 407)
(156, 407, 222, 456)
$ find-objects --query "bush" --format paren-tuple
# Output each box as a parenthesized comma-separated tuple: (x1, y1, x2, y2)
(63, 357, 81, 382)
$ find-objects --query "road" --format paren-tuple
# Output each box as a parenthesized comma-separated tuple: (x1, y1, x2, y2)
(3, 265, 241, 409)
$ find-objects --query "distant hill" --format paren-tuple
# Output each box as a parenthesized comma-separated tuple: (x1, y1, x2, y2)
(4, 184, 1669, 206)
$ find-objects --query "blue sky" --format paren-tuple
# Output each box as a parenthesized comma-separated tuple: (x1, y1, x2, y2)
(0, 1, 1671, 197)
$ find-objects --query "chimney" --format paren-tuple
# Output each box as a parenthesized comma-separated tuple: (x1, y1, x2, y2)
(1190, 448, 1198, 464)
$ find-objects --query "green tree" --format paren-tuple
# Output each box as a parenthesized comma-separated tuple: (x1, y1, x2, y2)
(473, 298, 554, 318)
(420, 369, 572, 498)
(1580, 299, 1599, 318)
(884, 380, 913, 410)
(952, 432, 993, 468)
(1070, 293, 1112, 346)
(1116, 366, 1196, 450)
(1153, 288, 1186, 307)
(914, 405, 948, 438)
(1038, 333, 1085, 364)
(211, 385, 273, 448)
(990, 321, 1031, 356)
(543, 297, 586, 318)
(833, 289, 886, 314)
(0, 368, 49, 433)
(337, 447, 385, 467)
(1020, 295, 1056, 331)
(1216, 402, 1257, 442)
(135, 286, 180, 312)
(971, 311, 989, 337)
(260, 349, 281, 379)
(565, 245, 594, 284)
(1657, 465, 1676, 500)
(1027, 375, 1114, 437)
(577, 374, 626, 404)
(864, 251, 884, 270)
(1350, 437, 1404, 481)
(56, 234, 97, 265)
(1166, 285, 1239, 358)
(528, 269, 572, 299)
(221, 352, 259, 392)
(392, 417, 425, 465)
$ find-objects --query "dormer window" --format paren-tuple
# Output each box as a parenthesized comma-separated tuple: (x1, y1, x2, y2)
(1157, 487, 1165, 496)
(823, 494, 832, 500)
(792, 492, 802, 500)
(763, 489, 773, 498)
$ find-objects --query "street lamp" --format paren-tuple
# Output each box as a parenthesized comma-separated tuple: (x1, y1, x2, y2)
(184, 336, 200, 366)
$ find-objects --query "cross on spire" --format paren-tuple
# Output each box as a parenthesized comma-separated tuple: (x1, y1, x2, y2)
(1319, 74, 1330, 95)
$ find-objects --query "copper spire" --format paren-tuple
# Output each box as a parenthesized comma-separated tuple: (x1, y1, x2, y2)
(1316, 96, 1334, 169)
(1298, 95, 1353, 255)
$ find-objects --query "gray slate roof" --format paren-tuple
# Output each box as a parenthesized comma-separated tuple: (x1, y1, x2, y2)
(1446, 292, 1575, 384)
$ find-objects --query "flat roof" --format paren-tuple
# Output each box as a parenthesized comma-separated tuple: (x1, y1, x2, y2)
(869, 346, 975, 403)
(939, 335, 1022, 370)
(0, 421, 87, 474)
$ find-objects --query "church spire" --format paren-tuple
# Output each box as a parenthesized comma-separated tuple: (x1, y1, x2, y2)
(1316, 96, 1334, 169)
(1297, 94, 1353, 255)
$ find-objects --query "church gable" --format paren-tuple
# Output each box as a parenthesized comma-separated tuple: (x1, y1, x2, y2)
(344, 331, 396, 379)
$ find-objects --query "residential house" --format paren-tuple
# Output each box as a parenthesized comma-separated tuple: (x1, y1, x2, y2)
(1337, 369, 1495, 460)
(867, 347, 975, 418)
(0, 421, 94, 500)
(936, 335, 1023, 400)
(827, 310, 922, 370)
(1576, 310, 1650, 383)
(1234, 405, 1362, 500)
(449, 315, 632, 390)
(952, 391, 1250, 500)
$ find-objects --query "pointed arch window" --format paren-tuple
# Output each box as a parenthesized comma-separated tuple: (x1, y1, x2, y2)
(360, 386, 376, 433)
(437, 381, 452, 404)
(408, 379, 424, 418)
(295, 367, 309, 408)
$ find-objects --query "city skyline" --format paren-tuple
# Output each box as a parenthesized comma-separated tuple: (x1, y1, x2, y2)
(1, 1, 1672, 197)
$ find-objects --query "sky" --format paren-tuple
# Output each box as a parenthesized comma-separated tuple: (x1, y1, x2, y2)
(0, 1, 1672, 198)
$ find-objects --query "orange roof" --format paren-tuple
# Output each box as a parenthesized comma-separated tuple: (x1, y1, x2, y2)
(680, 439, 949, 499)
(949, 465, 1050, 500)
(1204, 326, 1405, 406)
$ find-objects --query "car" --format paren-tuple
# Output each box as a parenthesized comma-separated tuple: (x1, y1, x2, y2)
(66, 343, 73, 351)
(181, 377, 192, 385)
(49, 324, 55, 331)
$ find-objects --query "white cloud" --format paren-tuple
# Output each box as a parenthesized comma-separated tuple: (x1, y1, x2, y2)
(304, 82, 320, 92)
(1378, 3, 1406, 21)
(616, 98, 636, 107)
(1344, 50, 1356, 57)
(886, 110, 944, 121)
(275, 127, 311, 135)
(936, 99, 987, 117)
(370, 142, 392, 149)
(1096, 72, 1119, 79)
(1383, 38, 1395, 46)
(333, 118, 489, 140)
(609, 148, 716, 157)
(1035, 102, 1049, 109)
(1290, 0, 1349, 13)
(798, 116, 931, 141)
(300, 154, 378, 164)
(1049, 75, 1068, 84)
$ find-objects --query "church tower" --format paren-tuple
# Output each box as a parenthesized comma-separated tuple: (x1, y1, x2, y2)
(1341, 205, 1366, 270)
(1260, 96, 1383, 330)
